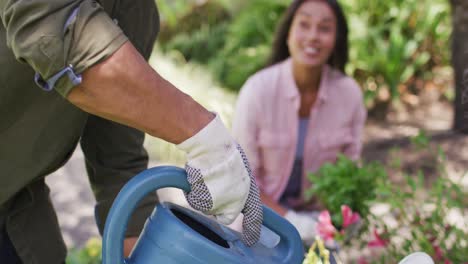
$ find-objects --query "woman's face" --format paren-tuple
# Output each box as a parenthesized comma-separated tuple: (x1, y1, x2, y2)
(287, 0, 337, 68)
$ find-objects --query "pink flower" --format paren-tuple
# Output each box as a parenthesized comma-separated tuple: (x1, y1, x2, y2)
(341, 205, 361, 229)
(432, 243, 454, 264)
(367, 229, 388, 248)
(317, 210, 337, 241)
(433, 245, 443, 261)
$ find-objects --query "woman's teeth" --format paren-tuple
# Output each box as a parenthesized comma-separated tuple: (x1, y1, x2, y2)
(304, 47, 318, 55)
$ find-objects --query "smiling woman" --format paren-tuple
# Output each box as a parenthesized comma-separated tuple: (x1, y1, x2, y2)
(287, 1, 337, 70)
(232, 0, 367, 248)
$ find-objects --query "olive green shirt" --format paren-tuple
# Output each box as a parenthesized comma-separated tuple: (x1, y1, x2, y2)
(0, 0, 160, 263)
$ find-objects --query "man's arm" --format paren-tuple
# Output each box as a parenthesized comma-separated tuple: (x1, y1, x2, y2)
(68, 41, 213, 144)
(71, 41, 262, 246)
(74, 42, 208, 255)
(1, 0, 262, 246)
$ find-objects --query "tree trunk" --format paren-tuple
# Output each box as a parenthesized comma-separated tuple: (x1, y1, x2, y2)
(451, 0, 468, 133)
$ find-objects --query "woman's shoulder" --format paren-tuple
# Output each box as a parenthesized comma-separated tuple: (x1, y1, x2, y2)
(248, 62, 284, 82)
(241, 61, 286, 93)
(326, 66, 363, 99)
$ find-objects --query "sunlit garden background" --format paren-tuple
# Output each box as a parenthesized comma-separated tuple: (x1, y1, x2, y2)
(63, 0, 467, 263)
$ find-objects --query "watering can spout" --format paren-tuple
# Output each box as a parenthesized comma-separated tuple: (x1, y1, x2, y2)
(102, 166, 304, 264)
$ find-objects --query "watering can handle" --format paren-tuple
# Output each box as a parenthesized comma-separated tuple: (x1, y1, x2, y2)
(102, 166, 303, 264)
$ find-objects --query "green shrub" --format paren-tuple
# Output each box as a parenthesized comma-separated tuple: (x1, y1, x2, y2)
(342, 0, 451, 108)
(164, 22, 229, 63)
(158, 0, 288, 90)
(158, 0, 231, 44)
(303, 132, 467, 263)
(209, 44, 271, 91)
(156, 0, 194, 32)
(158, 0, 451, 112)
(209, 0, 288, 90)
(305, 155, 387, 227)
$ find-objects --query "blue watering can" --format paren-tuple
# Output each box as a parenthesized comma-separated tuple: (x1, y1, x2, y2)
(102, 166, 304, 264)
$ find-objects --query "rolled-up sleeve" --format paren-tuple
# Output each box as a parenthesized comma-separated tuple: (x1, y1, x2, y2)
(0, 0, 128, 96)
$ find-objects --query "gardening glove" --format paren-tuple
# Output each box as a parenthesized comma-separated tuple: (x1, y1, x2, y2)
(177, 114, 263, 246)
(285, 210, 318, 245)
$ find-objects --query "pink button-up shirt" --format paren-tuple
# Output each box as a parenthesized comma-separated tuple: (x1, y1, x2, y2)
(232, 58, 366, 203)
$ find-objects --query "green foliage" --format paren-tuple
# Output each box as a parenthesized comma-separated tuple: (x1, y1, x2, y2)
(208, 0, 288, 90)
(303, 132, 467, 263)
(410, 130, 430, 149)
(158, 0, 288, 90)
(365, 147, 467, 263)
(209, 44, 271, 91)
(66, 238, 102, 264)
(164, 22, 229, 63)
(157, 0, 231, 58)
(342, 0, 451, 107)
(156, 0, 194, 29)
(158, 0, 451, 111)
(305, 155, 386, 227)
(347, 132, 468, 263)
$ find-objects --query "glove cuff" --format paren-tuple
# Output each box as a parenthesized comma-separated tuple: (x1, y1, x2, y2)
(177, 114, 235, 166)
